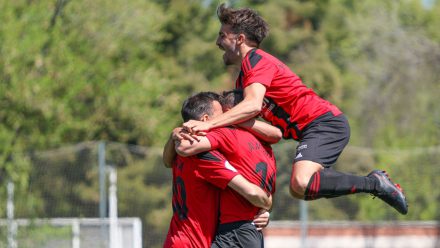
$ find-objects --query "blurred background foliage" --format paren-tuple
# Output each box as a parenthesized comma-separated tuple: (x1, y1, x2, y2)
(1, 0, 440, 247)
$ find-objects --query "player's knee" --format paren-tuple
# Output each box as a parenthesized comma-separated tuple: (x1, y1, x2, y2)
(289, 175, 310, 199)
(289, 185, 303, 199)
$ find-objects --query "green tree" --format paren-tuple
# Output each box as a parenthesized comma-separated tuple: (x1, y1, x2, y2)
(1, 1, 440, 247)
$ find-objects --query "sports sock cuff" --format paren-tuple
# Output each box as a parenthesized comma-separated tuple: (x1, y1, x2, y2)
(304, 171, 320, 200)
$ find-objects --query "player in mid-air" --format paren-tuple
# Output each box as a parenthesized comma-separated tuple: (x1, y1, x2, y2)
(163, 92, 273, 248)
(182, 3, 408, 215)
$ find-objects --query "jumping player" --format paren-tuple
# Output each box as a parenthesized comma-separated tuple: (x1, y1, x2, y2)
(182, 4, 408, 215)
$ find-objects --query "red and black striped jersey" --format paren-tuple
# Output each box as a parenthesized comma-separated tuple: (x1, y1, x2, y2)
(206, 127, 276, 224)
(164, 151, 238, 248)
(236, 48, 342, 140)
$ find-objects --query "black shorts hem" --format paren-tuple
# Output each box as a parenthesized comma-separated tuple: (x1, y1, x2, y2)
(294, 112, 350, 167)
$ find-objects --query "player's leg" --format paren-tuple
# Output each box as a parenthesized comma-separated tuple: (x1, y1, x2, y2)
(300, 164, 378, 200)
(289, 159, 378, 199)
(289, 113, 408, 214)
(296, 161, 408, 214)
(289, 112, 361, 199)
(289, 160, 323, 198)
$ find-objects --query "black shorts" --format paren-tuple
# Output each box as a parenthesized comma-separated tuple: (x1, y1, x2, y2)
(294, 112, 350, 167)
(211, 221, 263, 248)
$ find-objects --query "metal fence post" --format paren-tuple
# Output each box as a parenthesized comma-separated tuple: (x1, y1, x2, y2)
(99, 141, 107, 218)
(108, 166, 120, 248)
(7, 180, 17, 248)
(299, 200, 308, 248)
(72, 219, 80, 248)
(98, 141, 107, 247)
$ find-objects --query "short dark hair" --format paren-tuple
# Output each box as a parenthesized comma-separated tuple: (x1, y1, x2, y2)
(181, 92, 221, 122)
(220, 89, 244, 109)
(217, 3, 269, 46)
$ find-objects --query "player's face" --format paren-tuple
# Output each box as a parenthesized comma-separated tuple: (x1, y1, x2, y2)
(200, 101, 223, 122)
(210, 100, 224, 118)
(216, 24, 241, 65)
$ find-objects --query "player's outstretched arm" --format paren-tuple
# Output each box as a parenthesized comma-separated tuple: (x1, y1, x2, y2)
(227, 175, 272, 210)
(182, 83, 267, 134)
(237, 118, 282, 144)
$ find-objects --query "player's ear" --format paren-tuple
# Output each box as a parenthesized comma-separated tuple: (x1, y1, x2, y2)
(200, 114, 209, 122)
(237, 33, 246, 45)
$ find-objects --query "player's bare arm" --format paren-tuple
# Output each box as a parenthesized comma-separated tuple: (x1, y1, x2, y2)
(163, 126, 207, 166)
(237, 118, 282, 144)
(182, 83, 267, 134)
(162, 131, 179, 168)
(227, 175, 272, 210)
(175, 136, 212, 157)
(176, 135, 274, 209)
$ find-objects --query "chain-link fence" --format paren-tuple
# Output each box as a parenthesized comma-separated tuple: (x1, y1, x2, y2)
(1, 141, 439, 248)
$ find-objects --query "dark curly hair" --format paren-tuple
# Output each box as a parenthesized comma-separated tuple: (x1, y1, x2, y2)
(217, 3, 269, 46)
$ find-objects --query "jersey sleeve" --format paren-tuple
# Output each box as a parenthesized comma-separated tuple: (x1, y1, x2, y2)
(242, 56, 277, 88)
(206, 128, 237, 155)
(195, 150, 238, 190)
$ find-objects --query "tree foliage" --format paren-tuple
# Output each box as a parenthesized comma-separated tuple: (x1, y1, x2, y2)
(1, 0, 440, 247)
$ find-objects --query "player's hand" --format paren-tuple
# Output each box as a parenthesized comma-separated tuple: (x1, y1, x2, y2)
(172, 127, 204, 143)
(253, 209, 270, 231)
(182, 120, 213, 134)
(171, 127, 185, 141)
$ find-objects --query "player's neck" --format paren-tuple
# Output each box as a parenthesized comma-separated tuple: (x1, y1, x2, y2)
(240, 45, 257, 61)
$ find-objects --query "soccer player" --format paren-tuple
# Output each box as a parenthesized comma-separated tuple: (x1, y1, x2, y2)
(163, 92, 272, 248)
(175, 90, 279, 248)
(182, 3, 408, 215)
